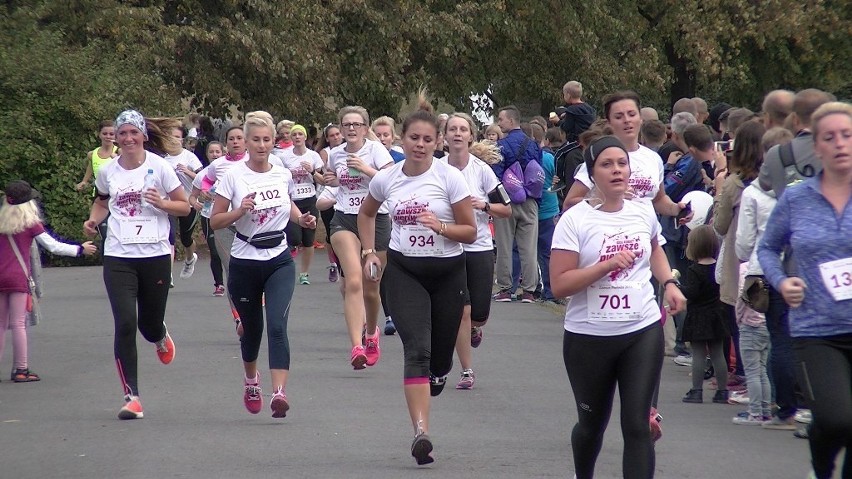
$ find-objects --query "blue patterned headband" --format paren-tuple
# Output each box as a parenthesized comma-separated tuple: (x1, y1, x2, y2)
(115, 110, 148, 140)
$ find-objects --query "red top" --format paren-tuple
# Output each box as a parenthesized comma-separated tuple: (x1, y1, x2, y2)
(0, 224, 44, 293)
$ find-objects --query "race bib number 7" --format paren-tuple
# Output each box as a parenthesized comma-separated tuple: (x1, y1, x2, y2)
(819, 257, 852, 302)
(119, 217, 159, 244)
(588, 281, 644, 321)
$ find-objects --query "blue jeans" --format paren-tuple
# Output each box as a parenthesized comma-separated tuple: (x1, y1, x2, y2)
(537, 217, 556, 300)
(766, 286, 797, 419)
(739, 324, 772, 418)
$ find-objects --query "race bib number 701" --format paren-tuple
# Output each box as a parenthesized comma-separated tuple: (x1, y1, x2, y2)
(588, 281, 644, 321)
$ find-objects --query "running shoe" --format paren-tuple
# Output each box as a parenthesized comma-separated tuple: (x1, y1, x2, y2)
(728, 390, 750, 405)
(470, 327, 483, 348)
(649, 407, 663, 442)
(364, 328, 381, 366)
(411, 432, 434, 465)
(384, 317, 396, 335)
(761, 416, 796, 430)
(493, 289, 513, 302)
(456, 369, 475, 389)
(155, 329, 175, 365)
(179, 252, 198, 279)
(244, 376, 262, 414)
(314, 241, 325, 249)
(270, 387, 289, 418)
(350, 345, 367, 370)
(429, 374, 447, 397)
(520, 291, 535, 303)
(794, 409, 812, 424)
(732, 414, 765, 426)
(118, 395, 144, 420)
(328, 264, 339, 283)
(299, 273, 310, 285)
(213, 284, 226, 297)
(672, 354, 693, 367)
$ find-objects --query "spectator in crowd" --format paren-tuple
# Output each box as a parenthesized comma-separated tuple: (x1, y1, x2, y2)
(761, 90, 795, 130)
(559, 81, 597, 143)
(660, 112, 698, 165)
(492, 106, 542, 303)
(193, 116, 217, 167)
(693, 97, 709, 124)
(640, 107, 659, 122)
(756, 88, 835, 432)
(640, 120, 667, 152)
(484, 123, 503, 142)
(708, 103, 733, 139)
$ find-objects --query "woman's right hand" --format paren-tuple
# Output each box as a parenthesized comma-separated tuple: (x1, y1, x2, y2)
(779, 277, 807, 308)
(239, 193, 256, 213)
(83, 220, 98, 238)
(362, 254, 382, 283)
(75, 181, 87, 192)
(606, 250, 636, 272)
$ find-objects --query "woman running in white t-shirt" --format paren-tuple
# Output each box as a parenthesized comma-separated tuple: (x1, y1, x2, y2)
(358, 97, 476, 465)
(83, 110, 191, 420)
(210, 111, 316, 418)
(278, 124, 324, 284)
(323, 106, 394, 369)
(443, 114, 511, 389)
(317, 124, 344, 282)
(551, 135, 686, 478)
(188, 141, 226, 296)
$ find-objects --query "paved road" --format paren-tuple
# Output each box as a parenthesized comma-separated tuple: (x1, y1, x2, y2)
(0, 257, 819, 478)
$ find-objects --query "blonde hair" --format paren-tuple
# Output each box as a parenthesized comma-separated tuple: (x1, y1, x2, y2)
(484, 124, 503, 140)
(144, 117, 183, 157)
(244, 111, 276, 136)
(811, 102, 852, 137)
(443, 113, 479, 144)
(371, 116, 398, 140)
(276, 119, 294, 134)
(469, 141, 502, 165)
(0, 199, 42, 234)
(338, 106, 369, 126)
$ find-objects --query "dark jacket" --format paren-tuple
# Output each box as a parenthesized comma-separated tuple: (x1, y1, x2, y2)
(559, 103, 596, 142)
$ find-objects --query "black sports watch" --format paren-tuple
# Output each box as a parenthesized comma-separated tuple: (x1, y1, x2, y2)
(663, 278, 681, 289)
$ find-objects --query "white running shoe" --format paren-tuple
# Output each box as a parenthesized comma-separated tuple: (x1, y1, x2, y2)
(180, 253, 198, 279)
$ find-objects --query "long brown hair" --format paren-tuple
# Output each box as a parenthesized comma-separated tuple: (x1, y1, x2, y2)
(729, 121, 766, 181)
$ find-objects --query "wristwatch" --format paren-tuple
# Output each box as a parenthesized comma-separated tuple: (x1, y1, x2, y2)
(361, 248, 376, 259)
(663, 278, 681, 289)
(483, 203, 491, 213)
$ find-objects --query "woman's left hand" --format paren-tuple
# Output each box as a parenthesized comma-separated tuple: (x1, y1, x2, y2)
(664, 284, 687, 315)
(416, 211, 441, 234)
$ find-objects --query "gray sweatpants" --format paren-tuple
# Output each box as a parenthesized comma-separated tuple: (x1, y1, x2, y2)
(494, 198, 539, 293)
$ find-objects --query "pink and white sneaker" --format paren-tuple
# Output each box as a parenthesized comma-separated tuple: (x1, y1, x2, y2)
(244, 376, 262, 414)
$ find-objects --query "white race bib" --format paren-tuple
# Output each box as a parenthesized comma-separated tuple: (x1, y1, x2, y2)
(249, 179, 286, 210)
(292, 182, 316, 200)
(819, 257, 852, 302)
(339, 188, 367, 214)
(119, 217, 159, 244)
(588, 281, 644, 321)
(399, 224, 444, 257)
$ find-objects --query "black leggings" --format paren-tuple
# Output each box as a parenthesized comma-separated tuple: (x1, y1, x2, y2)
(465, 250, 494, 323)
(793, 335, 852, 479)
(286, 196, 319, 247)
(563, 323, 664, 479)
(201, 217, 223, 286)
(228, 250, 296, 369)
(103, 255, 171, 398)
(384, 250, 466, 379)
(320, 207, 335, 244)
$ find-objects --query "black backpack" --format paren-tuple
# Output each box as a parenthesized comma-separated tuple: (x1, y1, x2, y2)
(553, 140, 581, 201)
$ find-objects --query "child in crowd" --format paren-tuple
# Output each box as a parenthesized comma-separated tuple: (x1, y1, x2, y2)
(732, 262, 772, 424)
(680, 225, 731, 404)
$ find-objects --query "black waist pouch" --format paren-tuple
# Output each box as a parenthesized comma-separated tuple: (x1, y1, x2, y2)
(236, 229, 286, 249)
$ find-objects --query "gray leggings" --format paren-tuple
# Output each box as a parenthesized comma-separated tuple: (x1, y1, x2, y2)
(691, 339, 728, 391)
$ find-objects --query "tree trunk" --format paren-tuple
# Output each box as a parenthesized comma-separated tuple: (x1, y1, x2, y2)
(664, 41, 697, 112)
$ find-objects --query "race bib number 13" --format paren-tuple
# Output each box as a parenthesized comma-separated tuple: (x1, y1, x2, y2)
(819, 257, 852, 302)
(588, 281, 643, 321)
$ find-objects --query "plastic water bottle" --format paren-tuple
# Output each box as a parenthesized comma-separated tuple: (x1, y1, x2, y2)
(201, 184, 216, 217)
(141, 169, 155, 207)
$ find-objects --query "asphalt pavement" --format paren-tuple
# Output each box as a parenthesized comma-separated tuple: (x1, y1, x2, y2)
(0, 256, 820, 478)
